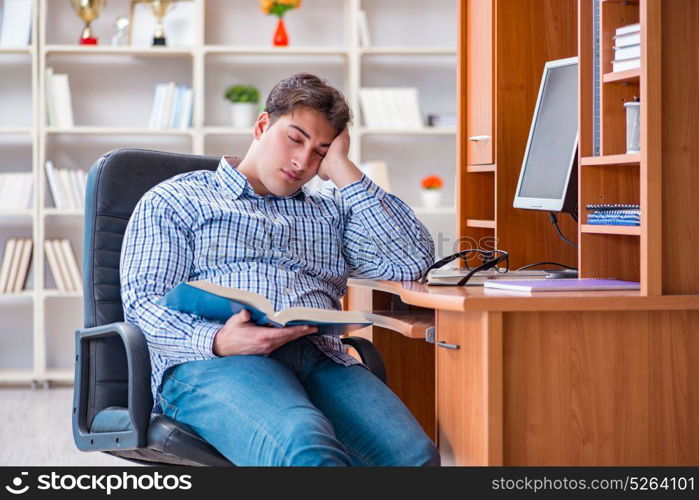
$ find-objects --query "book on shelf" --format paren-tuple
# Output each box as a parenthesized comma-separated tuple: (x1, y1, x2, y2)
(483, 278, 640, 293)
(148, 82, 193, 130)
(0, 237, 32, 293)
(359, 88, 423, 129)
(357, 9, 371, 47)
(0, 172, 32, 210)
(0, 238, 17, 292)
(44, 238, 82, 292)
(43, 239, 67, 291)
(12, 238, 32, 292)
(586, 204, 640, 226)
(612, 57, 640, 73)
(45, 68, 74, 128)
(615, 22, 640, 37)
(45, 161, 86, 210)
(0, 0, 32, 47)
(613, 44, 640, 61)
(613, 32, 641, 48)
(158, 280, 373, 335)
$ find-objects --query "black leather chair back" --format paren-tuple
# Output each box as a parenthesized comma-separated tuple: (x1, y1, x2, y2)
(83, 149, 219, 422)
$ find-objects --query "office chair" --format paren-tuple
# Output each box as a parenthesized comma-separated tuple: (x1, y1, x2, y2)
(72, 148, 387, 466)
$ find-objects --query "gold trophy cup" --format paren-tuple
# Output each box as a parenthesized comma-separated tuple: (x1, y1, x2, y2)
(149, 0, 174, 46)
(71, 0, 106, 45)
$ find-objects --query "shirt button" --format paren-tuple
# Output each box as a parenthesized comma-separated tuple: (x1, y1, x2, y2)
(285, 288, 291, 295)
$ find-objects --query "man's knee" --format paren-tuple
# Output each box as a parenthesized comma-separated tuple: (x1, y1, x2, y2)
(274, 409, 352, 466)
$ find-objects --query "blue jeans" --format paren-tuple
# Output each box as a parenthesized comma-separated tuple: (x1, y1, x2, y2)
(158, 337, 440, 466)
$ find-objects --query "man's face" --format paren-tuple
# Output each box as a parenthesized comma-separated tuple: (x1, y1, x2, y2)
(254, 107, 337, 197)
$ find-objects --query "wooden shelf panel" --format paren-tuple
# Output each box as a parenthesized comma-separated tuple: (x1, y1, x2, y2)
(603, 69, 640, 83)
(466, 164, 496, 173)
(580, 154, 641, 166)
(466, 219, 496, 229)
(581, 224, 641, 236)
(364, 310, 434, 339)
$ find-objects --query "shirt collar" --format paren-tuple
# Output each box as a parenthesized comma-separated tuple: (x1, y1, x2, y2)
(216, 156, 307, 201)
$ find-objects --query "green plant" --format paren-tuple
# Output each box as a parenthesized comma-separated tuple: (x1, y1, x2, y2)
(224, 85, 260, 104)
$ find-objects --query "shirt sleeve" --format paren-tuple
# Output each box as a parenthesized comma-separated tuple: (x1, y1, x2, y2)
(120, 191, 222, 360)
(338, 174, 435, 281)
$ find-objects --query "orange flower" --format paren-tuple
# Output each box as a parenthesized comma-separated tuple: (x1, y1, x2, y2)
(259, 0, 302, 16)
(421, 175, 443, 190)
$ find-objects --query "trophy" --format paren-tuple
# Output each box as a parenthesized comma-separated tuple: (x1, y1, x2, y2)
(70, 0, 106, 45)
(149, 0, 175, 46)
(111, 16, 130, 46)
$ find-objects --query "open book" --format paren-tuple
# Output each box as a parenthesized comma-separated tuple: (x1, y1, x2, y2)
(158, 280, 372, 336)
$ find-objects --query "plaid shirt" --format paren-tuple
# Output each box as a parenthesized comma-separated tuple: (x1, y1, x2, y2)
(120, 156, 435, 412)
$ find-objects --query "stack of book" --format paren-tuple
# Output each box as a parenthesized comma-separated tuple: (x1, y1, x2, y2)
(0, 238, 33, 293)
(44, 238, 82, 292)
(586, 204, 640, 226)
(0, 172, 33, 210)
(359, 88, 423, 129)
(45, 68, 75, 128)
(0, 0, 32, 47)
(612, 23, 641, 73)
(148, 82, 193, 130)
(44, 161, 87, 210)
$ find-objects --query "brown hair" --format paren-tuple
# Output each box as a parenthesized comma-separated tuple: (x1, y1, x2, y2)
(264, 73, 353, 133)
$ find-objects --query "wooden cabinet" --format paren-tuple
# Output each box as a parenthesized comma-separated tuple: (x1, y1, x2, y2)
(458, 0, 578, 270)
(463, 0, 493, 166)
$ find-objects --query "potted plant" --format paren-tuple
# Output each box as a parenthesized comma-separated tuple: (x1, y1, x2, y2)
(224, 85, 260, 128)
(420, 175, 444, 209)
(259, 0, 303, 46)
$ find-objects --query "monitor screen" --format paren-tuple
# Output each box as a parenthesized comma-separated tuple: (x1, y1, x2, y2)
(514, 58, 578, 213)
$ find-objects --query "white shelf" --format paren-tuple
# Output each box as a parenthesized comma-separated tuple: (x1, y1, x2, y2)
(44, 126, 195, 136)
(412, 206, 456, 215)
(204, 46, 349, 56)
(44, 45, 194, 58)
(44, 368, 74, 382)
(360, 127, 456, 136)
(43, 290, 83, 299)
(204, 127, 254, 136)
(0, 291, 34, 302)
(360, 46, 457, 56)
(0, 369, 35, 382)
(43, 208, 84, 217)
(0, 127, 32, 135)
(0, 47, 32, 54)
(0, 210, 33, 217)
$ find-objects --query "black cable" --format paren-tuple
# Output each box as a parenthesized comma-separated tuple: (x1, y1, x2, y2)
(570, 210, 578, 223)
(549, 212, 578, 248)
(516, 261, 577, 271)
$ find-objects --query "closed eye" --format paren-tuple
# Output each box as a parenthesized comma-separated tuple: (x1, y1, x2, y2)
(288, 136, 302, 144)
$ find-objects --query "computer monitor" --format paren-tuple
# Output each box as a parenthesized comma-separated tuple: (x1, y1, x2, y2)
(513, 57, 578, 214)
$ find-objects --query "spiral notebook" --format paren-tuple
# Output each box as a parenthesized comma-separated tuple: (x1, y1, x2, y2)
(483, 278, 640, 292)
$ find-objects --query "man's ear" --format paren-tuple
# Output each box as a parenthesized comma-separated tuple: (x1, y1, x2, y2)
(253, 112, 271, 140)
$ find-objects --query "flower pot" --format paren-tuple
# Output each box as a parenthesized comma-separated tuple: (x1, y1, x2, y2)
(273, 17, 289, 46)
(230, 103, 258, 128)
(421, 189, 442, 209)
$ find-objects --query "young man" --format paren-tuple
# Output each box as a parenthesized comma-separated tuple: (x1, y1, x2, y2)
(120, 73, 439, 466)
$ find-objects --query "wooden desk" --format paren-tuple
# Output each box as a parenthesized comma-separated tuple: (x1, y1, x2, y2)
(347, 279, 699, 466)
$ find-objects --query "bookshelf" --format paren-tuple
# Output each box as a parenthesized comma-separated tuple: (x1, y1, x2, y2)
(0, 0, 458, 385)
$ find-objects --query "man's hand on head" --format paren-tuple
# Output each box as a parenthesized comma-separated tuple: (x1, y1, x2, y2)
(317, 128, 363, 188)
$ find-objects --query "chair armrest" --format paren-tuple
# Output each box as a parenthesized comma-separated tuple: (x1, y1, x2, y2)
(72, 322, 151, 452)
(341, 336, 387, 384)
